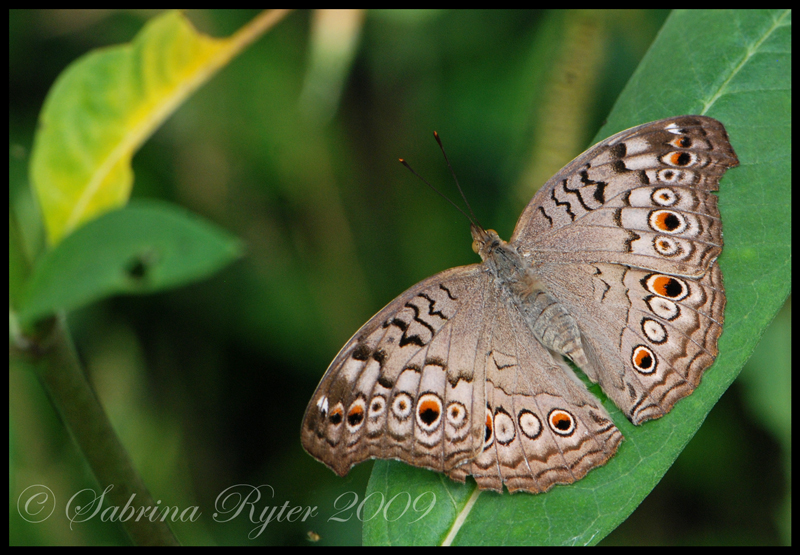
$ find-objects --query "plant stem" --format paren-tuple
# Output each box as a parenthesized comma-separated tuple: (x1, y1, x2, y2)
(31, 316, 180, 546)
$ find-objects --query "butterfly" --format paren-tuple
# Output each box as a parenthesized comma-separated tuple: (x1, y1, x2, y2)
(302, 116, 738, 493)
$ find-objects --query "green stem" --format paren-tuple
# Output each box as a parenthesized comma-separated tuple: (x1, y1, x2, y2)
(30, 316, 180, 546)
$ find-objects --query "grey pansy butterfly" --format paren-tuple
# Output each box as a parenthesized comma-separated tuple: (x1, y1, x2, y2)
(302, 116, 738, 494)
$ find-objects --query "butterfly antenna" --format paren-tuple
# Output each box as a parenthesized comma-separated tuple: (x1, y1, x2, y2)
(399, 158, 477, 227)
(432, 131, 481, 228)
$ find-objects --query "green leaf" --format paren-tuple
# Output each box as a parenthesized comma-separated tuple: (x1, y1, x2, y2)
(29, 10, 285, 246)
(363, 9, 791, 545)
(18, 200, 243, 326)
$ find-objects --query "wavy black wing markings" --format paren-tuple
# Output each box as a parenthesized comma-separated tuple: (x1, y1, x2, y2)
(301, 265, 486, 476)
(402, 270, 488, 470)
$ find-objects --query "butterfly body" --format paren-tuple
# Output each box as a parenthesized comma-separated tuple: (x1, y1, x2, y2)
(302, 116, 738, 493)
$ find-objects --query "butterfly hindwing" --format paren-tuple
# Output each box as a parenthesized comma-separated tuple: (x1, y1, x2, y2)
(446, 283, 622, 493)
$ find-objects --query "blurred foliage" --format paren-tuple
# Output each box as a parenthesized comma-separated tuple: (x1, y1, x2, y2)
(9, 9, 789, 545)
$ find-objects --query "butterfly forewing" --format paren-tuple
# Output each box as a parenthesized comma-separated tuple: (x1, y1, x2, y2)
(301, 265, 490, 477)
(511, 116, 737, 277)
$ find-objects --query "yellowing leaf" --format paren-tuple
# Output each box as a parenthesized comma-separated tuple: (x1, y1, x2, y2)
(30, 9, 289, 245)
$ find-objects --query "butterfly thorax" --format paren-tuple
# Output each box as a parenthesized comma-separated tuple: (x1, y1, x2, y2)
(471, 224, 589, 369)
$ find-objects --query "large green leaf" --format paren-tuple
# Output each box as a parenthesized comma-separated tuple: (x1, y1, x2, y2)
(18, 200, 243, 326)
(362, 9, 790, 545)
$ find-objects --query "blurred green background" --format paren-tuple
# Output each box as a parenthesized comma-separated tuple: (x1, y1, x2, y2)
(9, 9, 789, 545)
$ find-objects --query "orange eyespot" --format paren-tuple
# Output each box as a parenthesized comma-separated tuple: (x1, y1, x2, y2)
(548, 409, 576, 436)
(632, 346, 656, 374)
